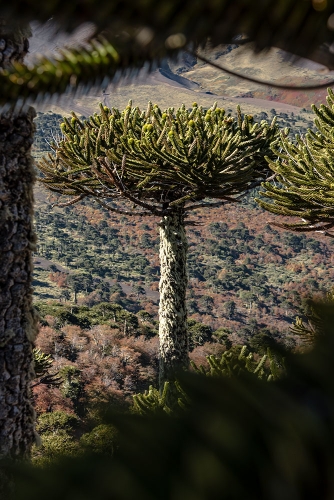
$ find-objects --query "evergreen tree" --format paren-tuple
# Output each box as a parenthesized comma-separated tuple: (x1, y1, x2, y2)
(290, 289, 334, 344)
(37, 101, 279, 385)
(224, 300, 236, 319)
(32, 348, 62, 388)
(257, 88, 334, 236)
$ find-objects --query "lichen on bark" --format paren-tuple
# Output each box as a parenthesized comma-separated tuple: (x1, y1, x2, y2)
(0, 19, 37, 464)
(158, 209, 189, 385)
(0, 106, 38, 461)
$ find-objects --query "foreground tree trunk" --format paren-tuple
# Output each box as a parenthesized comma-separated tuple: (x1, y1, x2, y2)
(158, 209, 189, 386)
(0, 20, 37, 466)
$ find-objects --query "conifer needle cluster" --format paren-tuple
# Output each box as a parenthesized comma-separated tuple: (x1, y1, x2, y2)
(38, 101, 278, 215)
(257, 88, 334, 236)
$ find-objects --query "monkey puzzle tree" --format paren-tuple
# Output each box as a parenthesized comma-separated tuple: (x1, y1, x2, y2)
(37, 101, 278, 385)
(257, 88, 334, 237)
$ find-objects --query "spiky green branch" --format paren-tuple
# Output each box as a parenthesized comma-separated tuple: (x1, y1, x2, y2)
(0, 36, 178, 106)
(256, 88, 334, 236)
(39, 101, 278, 212)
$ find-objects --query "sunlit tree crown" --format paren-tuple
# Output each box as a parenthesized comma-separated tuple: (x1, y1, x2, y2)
(38, 101, 278, 216)
(257, 88, 334, 236)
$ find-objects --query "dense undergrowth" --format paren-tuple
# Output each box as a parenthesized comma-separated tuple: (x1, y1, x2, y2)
(31, 296, 285, 467)
(12, 297, 334, 500)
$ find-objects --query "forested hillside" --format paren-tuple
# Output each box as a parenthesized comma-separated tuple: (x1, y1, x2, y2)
(32, 108, 331, 345)
(27, 103, 334, 466)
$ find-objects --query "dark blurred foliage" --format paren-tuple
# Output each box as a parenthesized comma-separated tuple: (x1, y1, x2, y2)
(1, 1, 334, 66)
(2, 2, 334, 106)
(4, 299, 334, 500)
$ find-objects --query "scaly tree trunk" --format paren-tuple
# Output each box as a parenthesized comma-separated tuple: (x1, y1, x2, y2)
(158, 209, 189, 386)
(0, 20, 37, 465)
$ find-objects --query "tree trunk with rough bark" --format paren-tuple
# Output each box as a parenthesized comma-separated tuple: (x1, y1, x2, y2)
(0, 19, 37, 467)
(158, 209, 189, 387)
